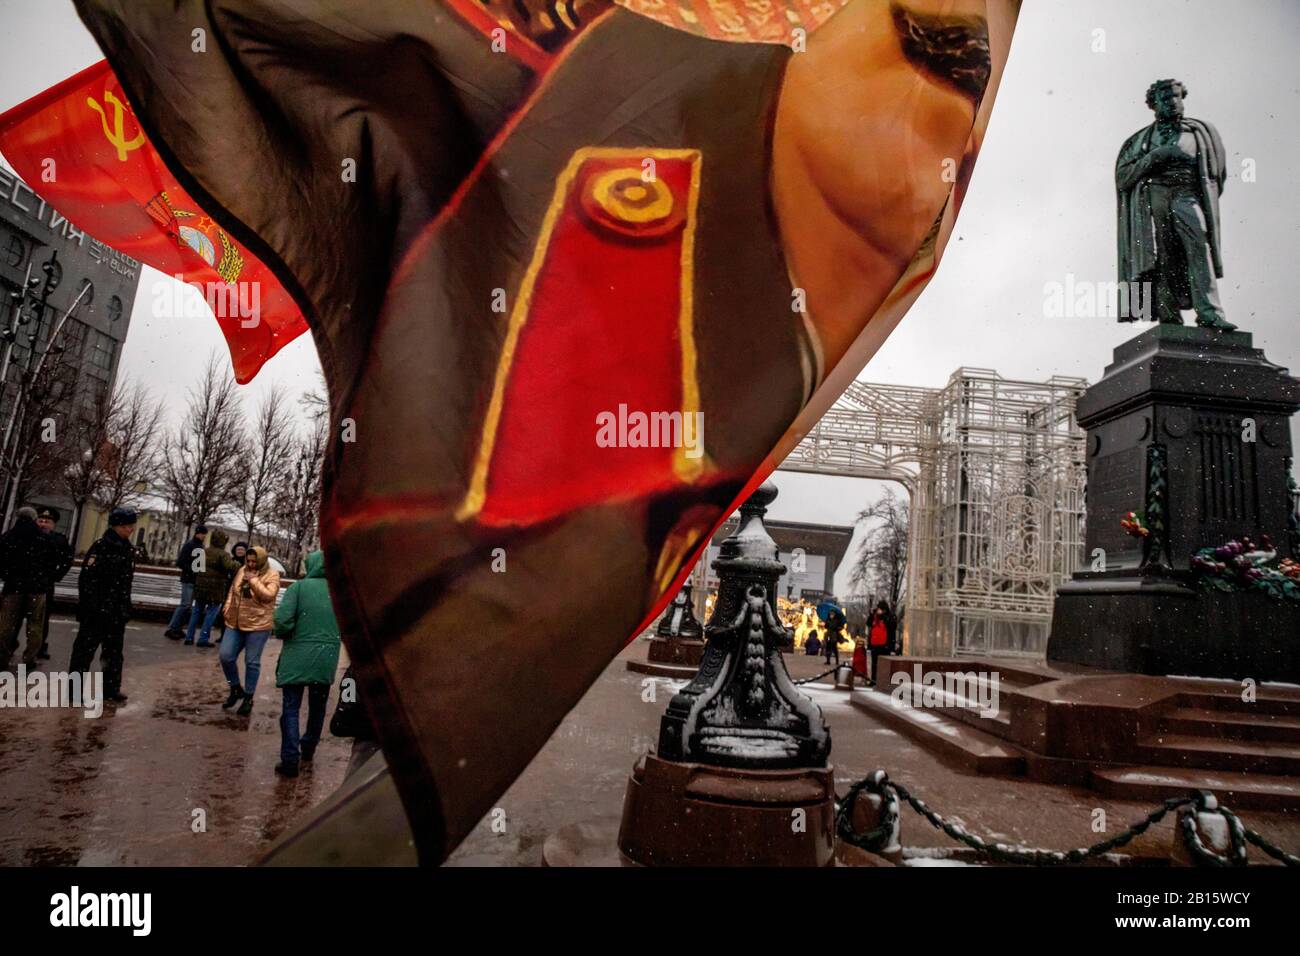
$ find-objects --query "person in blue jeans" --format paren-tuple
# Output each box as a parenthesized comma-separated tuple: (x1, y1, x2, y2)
(219, 545, 281, 715)
(186, 601, 223, 647)
(279, 683, 330, 775)
(185, 528, 240, 647)
(272, 551, 341, 777)
(165, 525, 206, 639)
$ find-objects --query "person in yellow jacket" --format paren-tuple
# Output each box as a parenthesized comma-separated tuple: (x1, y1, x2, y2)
(219, 545, 281, 716)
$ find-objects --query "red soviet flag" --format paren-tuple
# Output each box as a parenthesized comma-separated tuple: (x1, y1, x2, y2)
(0, 60, 307, 384)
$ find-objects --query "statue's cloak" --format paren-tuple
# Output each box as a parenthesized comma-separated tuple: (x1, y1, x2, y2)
(1116, 117, 1226, 291)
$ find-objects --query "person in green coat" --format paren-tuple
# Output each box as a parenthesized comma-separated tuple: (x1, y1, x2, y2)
(273, 551, 342, 777)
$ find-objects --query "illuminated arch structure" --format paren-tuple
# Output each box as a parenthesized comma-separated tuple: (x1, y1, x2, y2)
(779, 369, 1088, 658)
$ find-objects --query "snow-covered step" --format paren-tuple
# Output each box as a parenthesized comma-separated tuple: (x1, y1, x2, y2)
(1090, 765, 1300, 811)
(849, 688, 1025, 776)
(1158, 707, 1300, 744)
(1136, 735, 1300, 776)
(1172, 692, 1300, 718)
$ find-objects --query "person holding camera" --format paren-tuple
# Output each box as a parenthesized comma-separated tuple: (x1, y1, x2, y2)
(219, 545, 280, 716)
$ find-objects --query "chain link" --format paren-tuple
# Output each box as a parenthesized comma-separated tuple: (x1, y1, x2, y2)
(794, 665, 870, 685)
(1177, 793, 1248, 867)
(791, 662, 1295, 866)
(1239, 817, 1300, 867)
(836, 770, 1297, 867)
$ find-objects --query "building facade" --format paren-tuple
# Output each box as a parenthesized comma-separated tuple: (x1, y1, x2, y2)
(703, 517, 855, 602)
(0, 165, 140, 529)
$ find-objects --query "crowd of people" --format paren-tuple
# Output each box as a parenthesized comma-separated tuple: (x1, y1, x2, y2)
(0, 507, 348, 778)
(5, 504, 899, 775)
(159, 521, 347, 775)
(802, 599, 899, 685)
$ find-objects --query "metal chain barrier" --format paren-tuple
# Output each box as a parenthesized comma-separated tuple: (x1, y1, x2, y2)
(794, 665, 871, 685)
(787, 655, 1295, 866)
(1238, 813, 1300, 867)
(836, 770, 1298, 867)
(1178, 792, 1248, 867)
(793, 666, 840, 685)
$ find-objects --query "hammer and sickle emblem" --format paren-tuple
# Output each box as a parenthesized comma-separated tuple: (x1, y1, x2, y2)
(86, 89, 146, 162)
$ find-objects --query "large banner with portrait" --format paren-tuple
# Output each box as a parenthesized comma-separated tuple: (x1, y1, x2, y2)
(1, 0, 1021, 862)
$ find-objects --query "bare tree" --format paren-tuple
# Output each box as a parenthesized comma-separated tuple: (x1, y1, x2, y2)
(92, 380, 165, 516)
(298, 369, 329, 424)
(238, 384, 294, 547)
(159, 352, 247, 531)
(271, 416, 326, 576)
(59, 383, 115, 545)
(850, 487, 910, 611)
(3, 336, 82, 524)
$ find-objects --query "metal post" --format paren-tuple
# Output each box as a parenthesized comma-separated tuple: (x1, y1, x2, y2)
(0, 268, 92, 528)
(0, 260, 37, 401)
(657, 482, 830, 768)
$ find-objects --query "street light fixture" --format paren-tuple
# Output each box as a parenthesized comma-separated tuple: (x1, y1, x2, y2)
(0, 250, 95, 526)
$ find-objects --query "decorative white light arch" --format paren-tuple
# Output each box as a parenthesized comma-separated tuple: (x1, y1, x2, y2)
(780, 369, 1088, 658)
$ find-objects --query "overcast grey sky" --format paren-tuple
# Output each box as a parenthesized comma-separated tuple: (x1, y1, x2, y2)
(2, 0, 1298, 594)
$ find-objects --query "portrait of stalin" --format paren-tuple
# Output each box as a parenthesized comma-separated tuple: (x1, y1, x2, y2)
(73, 0, 1016, 860)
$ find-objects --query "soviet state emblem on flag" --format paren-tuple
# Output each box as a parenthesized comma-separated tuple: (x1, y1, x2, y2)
(0, 61, 306, 382)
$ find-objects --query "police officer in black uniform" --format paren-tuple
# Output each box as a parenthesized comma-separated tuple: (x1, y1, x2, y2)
(69, 507, 137, 703)
(34, 506, 74, 661)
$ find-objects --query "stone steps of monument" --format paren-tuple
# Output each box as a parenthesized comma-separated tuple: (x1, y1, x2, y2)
(1136, 734, 1300, 776)
(1158, 707, 1300, 744)
(888, 658, 1044, 689)
(849, 688, 1025, 776)
(930, 696, 1013, 732)
(1090, 766, 1300, 811)
(888, 698, 1016, 743)
(1172, 692, 1300, 719)
(883, 672, 1017, 731)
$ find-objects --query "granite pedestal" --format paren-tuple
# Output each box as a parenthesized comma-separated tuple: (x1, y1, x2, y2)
(1048, 325, 1300, 682)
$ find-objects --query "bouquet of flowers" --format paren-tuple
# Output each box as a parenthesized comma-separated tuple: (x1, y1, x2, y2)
(1190, 534, 1300, 602)
(1120, 511, 1149, 538)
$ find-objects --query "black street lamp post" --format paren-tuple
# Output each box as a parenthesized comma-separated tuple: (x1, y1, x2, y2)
(618, 482, 837, 866)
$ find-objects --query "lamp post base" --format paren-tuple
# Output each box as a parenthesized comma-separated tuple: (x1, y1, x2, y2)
(646, 635, 705, 666)
(616, 753, 835, 866)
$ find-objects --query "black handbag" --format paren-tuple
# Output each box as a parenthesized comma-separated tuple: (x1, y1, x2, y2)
(329, 665, 374, 739)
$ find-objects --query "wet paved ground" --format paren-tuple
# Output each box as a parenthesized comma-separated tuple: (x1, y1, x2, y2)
(447, 643, 1300, 866)
(3, 624, 1298, 866)
(0, 615, 351, 866)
